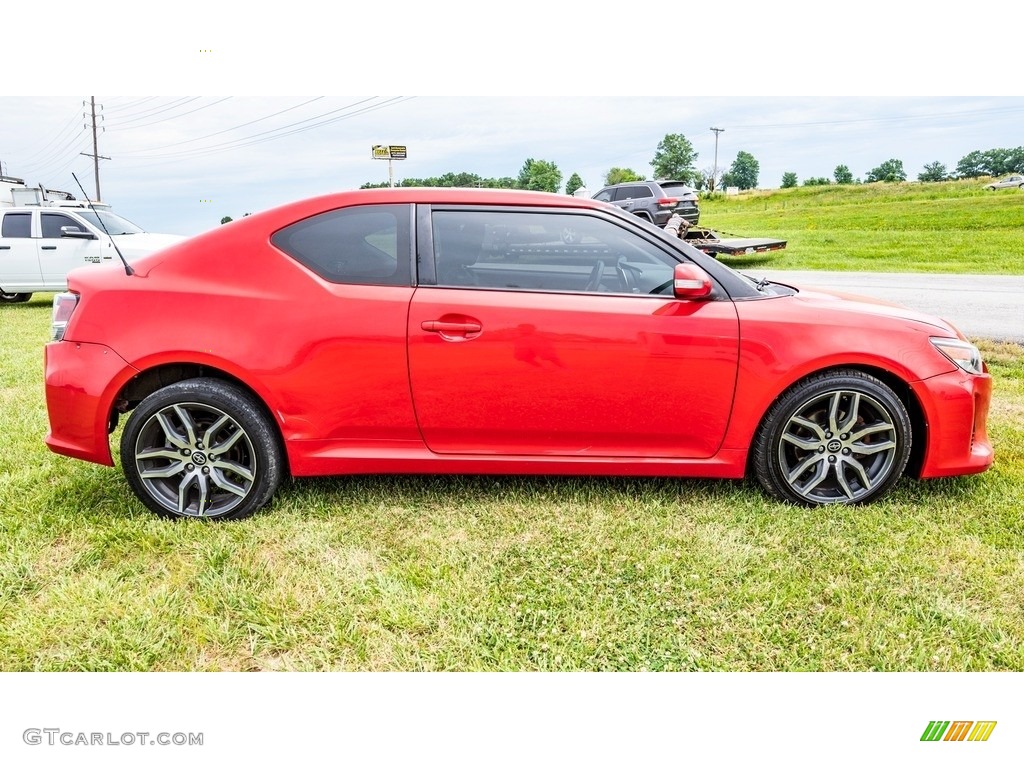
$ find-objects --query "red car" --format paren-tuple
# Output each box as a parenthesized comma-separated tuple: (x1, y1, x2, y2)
(44, 188, 993, 519)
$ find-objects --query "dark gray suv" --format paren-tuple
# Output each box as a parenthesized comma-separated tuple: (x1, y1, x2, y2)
(593, 180, 700, 226)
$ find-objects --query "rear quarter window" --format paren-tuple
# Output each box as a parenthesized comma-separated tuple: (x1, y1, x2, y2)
(271, 204, 411, 286)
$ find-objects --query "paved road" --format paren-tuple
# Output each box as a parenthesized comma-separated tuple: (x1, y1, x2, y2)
(754, 270, 1024, 344)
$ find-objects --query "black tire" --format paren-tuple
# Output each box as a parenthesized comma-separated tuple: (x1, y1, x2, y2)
(0, 292, 32, 303)
(120, 378, 283, 520)
(752, 370, 912, 506)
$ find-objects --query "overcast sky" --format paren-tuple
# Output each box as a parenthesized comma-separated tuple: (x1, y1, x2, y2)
(2, 2, 1019, 237)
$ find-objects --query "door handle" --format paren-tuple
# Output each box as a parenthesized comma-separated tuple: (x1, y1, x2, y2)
(41, 246, 57, 250)
(421, 320, 482, 334)
(0, 246, 9, 250)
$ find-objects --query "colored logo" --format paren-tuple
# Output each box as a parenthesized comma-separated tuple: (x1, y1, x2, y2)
(921, 721, 997, 742)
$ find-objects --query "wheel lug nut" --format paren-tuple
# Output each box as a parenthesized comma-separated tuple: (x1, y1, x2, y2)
(182, 449, 190, 456)
(825, 432, 832, 439)
(202, 467, 210, 475)
(828, 456, 836, 463)
(818, 446, 826, 453)
(186, 464, 194, 471)
(840, 434, 848, 440)
(842, 448, 851, 455)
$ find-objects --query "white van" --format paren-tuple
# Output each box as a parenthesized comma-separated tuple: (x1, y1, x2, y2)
(0, 206, 183, 302)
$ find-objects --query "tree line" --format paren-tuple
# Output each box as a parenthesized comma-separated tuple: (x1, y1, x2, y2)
(357, 135, 1024, 196)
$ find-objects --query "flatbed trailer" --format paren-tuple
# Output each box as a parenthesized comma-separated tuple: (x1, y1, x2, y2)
(680, 226, 787, 257)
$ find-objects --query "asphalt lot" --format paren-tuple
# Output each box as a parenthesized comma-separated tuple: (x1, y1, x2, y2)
(754, 270, 1024, 344)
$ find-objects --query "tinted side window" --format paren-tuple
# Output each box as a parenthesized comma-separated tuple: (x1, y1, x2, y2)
(271, 204, 411, 286)
(1, 213, 32, 238)
(593, 189, 613, 202)
(613, 185, 652, 201)
(41, 213, 85, 238)
(432, 210, 679, 295)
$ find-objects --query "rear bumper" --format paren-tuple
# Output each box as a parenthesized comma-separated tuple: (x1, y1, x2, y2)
(652, 205, 700, 226)
(914, 368, 994, 478)
(44, 340, 138, 466)
(675, 204, 700, 224)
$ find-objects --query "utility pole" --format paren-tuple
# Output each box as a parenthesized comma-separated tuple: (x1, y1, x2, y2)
(710, 127, 724, 193)
(80, 97, 110, 201)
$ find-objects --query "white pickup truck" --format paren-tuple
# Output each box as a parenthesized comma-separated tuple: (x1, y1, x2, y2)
(1, 177, 184, 302)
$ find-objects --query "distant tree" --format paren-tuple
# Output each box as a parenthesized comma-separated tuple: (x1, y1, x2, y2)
(220, 216, 233, 225)
(697, 165, 721, 192)
(981, 147, 1024, 176)
(1006, 147, 1024, 173)
(362, 172, 519, 189)
(722, 151, 759, 190)
(833, 164, 854, 185)
(866, 159, 907, 183)
(604, 167, 644, 185)
(781, 172, 798, 188)
(651, 133, 699, 185)
(803, 177, 831, 186)
(982, 148, 1014, 177)
(517, 158, 562, 192)
(565, 172, 585, 196)
(955, 150, 987, 179)
(917, 162, 948, 182)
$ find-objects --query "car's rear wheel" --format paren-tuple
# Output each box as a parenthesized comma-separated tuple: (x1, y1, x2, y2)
(752, 370, 912, 506)
(120, 378, 283, 520)
(0, 292, 32, 303)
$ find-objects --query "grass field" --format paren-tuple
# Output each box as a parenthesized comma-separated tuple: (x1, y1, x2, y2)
(2, 284, 1023, 670)
(703, 180, 1024, 273)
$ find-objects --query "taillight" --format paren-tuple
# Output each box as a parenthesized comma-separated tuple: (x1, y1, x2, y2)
(51, 292, 79, 341)
(656, 197, 679, 208)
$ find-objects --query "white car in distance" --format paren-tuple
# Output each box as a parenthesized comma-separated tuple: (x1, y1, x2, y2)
(0, 206, 183, 302)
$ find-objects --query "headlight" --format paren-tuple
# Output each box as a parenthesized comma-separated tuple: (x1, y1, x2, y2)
(930, 337, 984, 375)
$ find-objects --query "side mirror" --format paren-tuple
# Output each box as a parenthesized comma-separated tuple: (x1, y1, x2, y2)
(672, 263, 713, 300)
(61, 226, 97, 240)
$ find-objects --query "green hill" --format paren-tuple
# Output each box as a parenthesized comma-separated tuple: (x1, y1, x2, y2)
(701, 180, 1024, 274)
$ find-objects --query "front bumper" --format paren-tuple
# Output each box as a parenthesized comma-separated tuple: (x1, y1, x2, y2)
(913, 367, 993, 478)
(44, 340, 139, 466)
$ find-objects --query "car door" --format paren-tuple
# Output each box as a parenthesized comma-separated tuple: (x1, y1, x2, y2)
(0, 211, 43, 290)
(38, 211, 107, 288)
(610, 184, 643, 216)
(407, 207, 740, 459)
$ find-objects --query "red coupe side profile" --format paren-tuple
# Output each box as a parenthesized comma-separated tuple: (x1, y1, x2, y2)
(43, 188, 993, 519)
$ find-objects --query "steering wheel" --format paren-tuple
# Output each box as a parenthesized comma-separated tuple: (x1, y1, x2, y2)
(616, 257, 638, 294)
(586, 260, 606, 292)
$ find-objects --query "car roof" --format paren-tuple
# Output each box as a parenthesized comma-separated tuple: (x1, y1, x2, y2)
(282, 187, 604, 209)
(598, 180, 693, 189)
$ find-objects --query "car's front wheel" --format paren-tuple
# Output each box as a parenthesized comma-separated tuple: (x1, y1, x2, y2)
(0, 292, 32, 303)
(120, 378, 283, 520)
(752, 370, 912, 505)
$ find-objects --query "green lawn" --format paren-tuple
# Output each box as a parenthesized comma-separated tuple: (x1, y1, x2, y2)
(2, 295, 1022, 671)
(703, 180, 1024, 273)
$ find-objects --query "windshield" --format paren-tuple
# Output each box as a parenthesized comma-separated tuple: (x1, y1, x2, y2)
(76, 210, 145, 235)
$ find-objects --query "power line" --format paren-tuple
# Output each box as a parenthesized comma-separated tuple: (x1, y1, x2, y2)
(119, 97, 412, 163)
(16, 108, 84, 165)
(118, 96, 326, 153)
(103, 97, 202, 126)
(102, 96, 162, 113)
(105, 97, 233, 131)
